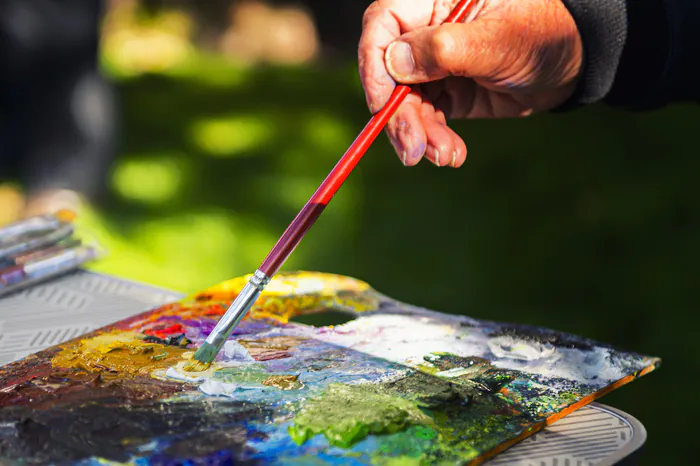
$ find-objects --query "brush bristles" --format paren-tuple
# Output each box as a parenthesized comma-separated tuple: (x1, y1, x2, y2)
(186, 342, 218, 372)
(183, 359, 211, 372)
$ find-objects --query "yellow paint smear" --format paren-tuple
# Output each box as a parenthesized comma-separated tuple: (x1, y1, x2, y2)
(52, 331, 187, 379)
(261, 374, 304, 390)
(182, 358, 212, 372)
(121, 272, 384, 332)
(151, 356, 222, 383)
(193, 271, 381, 323)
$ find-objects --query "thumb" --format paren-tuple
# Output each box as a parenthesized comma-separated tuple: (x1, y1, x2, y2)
(384, 21, 514, 84)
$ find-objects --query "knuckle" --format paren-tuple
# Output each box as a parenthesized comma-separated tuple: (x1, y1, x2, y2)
(431, 28, 458, 70)
(362, 2, 381, 28)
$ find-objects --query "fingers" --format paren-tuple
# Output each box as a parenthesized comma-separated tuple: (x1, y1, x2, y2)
(385, 20, 517, 84)
(386, 89, 467, 168)
(449, 126, 468, 167)
(420, 101, 454, 167)
(358, 0, 436, 113)
(358, 4, 400, 113)
(386, 90, 427, 166)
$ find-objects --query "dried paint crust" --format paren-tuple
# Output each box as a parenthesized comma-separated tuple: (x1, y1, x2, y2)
(0, 271, 660, 465)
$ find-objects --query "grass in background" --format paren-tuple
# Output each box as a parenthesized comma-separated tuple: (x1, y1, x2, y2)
(80, 51, 362, 292)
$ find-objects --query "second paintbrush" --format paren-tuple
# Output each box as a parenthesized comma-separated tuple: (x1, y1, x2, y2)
(190, 0, 479, 369)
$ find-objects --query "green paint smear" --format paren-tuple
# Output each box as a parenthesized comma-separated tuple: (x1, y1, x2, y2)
(424, 404, 521, 463)
(287, 360, 585, 461)
(369, 425, 437, 465)
(498, 389, 580, 418)
(212, 366, 270, 385)
(382, 371, 476, 408)
(383, 363, 534, 464)
(376, 458, 422, 466)
(289, 383, 433, 448)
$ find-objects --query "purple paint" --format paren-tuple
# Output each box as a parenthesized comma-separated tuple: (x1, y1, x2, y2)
(0, 266, 26, 286)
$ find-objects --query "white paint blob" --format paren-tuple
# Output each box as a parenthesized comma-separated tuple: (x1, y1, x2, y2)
(165, 366, 208, 383)
(163, 360, 220, 383)
(488, 336, 557, 362)
(223, 340, 255, 363)
(200, 379, 239, 397)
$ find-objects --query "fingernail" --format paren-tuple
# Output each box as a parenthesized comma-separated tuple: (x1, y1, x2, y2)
(402, 150, 408, 166)
(434, 149, 441, 167)
(386, 41, 415, 79)
(450, 151, 457, 168)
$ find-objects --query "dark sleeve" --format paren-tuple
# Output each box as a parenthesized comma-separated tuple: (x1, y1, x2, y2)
(557, 0, 700, 110)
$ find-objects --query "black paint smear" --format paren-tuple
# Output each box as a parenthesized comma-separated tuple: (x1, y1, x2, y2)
(490, 325, 595, 351)
(417, 353, 524, 397)
(149, 450, 238, 466)
(164, 427, 261, 457)
(426, 354, 492, 373)
(143, 333, 190, 347)
(0, 400, 270, 465)
(289, 309, 357, 326)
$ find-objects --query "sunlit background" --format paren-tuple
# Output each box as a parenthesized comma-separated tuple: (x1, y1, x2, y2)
(1, 1, 698, 464)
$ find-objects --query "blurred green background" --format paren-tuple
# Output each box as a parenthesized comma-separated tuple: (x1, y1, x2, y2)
(16, 1, 700, 464)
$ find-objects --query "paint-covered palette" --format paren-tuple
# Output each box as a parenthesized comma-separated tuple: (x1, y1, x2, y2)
(0, 271, 659, 465)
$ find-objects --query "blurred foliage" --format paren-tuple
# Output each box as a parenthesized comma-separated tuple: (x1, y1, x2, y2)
(70, 3, 700, 464)
(101, 0, 195, 77)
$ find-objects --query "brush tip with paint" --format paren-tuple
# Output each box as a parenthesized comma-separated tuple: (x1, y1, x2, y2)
(187, 342, 218, 371)
(193, 270, 269, 366)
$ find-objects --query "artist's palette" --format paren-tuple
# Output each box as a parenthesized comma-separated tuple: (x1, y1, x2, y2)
(0, 271, 659, 465)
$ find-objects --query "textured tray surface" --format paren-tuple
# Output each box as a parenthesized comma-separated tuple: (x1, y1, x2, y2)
(0, 271, 180, 365)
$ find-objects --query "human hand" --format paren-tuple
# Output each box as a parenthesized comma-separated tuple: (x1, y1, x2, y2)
(359, 0, 583, 167)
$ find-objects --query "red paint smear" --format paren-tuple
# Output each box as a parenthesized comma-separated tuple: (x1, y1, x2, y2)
(204, 304, 227, 316)
(144, 324, 186, 339)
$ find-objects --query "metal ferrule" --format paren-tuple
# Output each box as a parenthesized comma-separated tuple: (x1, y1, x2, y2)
(204, 269, 270, 348)
(249, 269, 271, 289)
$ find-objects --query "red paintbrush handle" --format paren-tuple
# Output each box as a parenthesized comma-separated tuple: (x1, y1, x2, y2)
(259, 0, 477, 277)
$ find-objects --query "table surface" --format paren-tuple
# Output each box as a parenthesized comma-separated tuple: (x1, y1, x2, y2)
(0, 271, 646, 466)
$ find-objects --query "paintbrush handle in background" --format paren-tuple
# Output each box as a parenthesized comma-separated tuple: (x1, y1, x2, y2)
(0, 210, 76, 244)
(258, 0, 478, 277)
(0, 244, 99, 296)
(0, 223, 75, 261)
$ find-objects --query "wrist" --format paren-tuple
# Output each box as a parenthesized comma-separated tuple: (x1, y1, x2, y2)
(556, 0, 628, 107)
(555, 0, 700, 111)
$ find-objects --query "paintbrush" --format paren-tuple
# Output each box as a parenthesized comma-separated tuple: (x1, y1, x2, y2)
(0, 210, 77, 261)
(0, 209, 75, 243)
(189, 0, 480, 371)
(0, 242, 99, 296)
